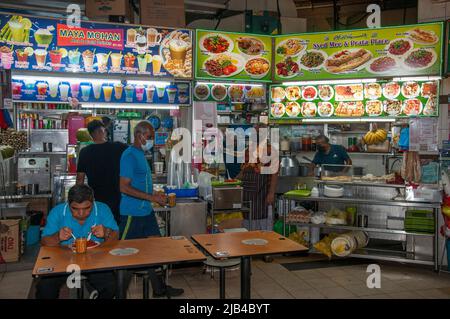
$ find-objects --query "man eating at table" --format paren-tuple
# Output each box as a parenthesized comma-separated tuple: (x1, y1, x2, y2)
(35, 184, 119, 299)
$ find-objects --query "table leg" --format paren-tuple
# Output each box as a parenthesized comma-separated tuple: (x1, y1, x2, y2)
(116, 269, 127, 299)
(240, 256, 251, 299)
(220, 267, 226, 299)
(142, 274, 149, 299)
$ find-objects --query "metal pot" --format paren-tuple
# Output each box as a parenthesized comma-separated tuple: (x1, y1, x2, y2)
(298, 164, 311, 177)
(280, 155, 300, 176)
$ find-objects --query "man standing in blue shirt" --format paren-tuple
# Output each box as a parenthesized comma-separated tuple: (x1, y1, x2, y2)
(36, 184, 119, 299)
(119, 120, 184, 298)
(312, 135, 352, 172)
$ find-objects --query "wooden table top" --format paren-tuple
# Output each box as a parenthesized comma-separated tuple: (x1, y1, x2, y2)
(32, 237, 206, 277)
(191, 231, 308, 259)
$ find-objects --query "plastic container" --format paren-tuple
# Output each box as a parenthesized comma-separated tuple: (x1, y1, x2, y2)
(164, 186, 198, 198)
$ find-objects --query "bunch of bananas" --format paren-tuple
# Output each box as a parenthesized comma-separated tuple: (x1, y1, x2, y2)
(363, 128, 388, 145)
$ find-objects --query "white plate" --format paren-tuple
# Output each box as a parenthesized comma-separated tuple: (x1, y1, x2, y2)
(385, 38, 414, 59)
(420, 81, 438, 98)
(211, 84, 228, 101)
(318, 85, 334, 101)
(228, 85, 245, 102)
(298, 49, 328, 71)
(364, 83, 382, 100)
(199, 33, 234, 55)
(407, 28, 439, 45)
(284, 86, 301, 101)
(271, 86, 286, 102)
(317, 102, 334, 117)
(302, 86, 318, 101)
(365, 100, 383, 117)
(109, 248, 139, 256)
(203, 53, 245, 78)
(365, 56, 398, 74)
(384, 100, 402, 116)
(193, 84, 210, 100)
(244, 57, 271, 79)
(275, 38, 306, 57)
(271, 103, 285, 118)
(236, 36, 265, 57)
(401, 81, 420, 98)
(275, 58, 300, 79)
(400, 48, 437, 71)
(285, 101, 301, 117)
(325, 48, 372, 74)
(402, 99, 423, 116)
(301, 102, 317, 117)
(382, 82, 401, 99)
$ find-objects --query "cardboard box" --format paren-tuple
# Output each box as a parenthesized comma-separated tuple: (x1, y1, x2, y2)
(0, 219, 21, 263)
(139, 0, 185, 28)
(218, 218, 244, 231)
(85, 0, 129, 18)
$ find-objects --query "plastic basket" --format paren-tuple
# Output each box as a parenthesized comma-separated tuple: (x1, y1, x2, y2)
(164, 187, 198, 198)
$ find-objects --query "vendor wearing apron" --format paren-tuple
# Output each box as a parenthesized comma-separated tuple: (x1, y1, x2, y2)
(36, 184, 119, 299)
(119, 120, 184, 298)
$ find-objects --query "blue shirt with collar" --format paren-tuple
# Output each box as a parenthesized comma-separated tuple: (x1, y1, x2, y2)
(41, 201, 119, 246)
(312, 144, 350, 171)
(120, 145, 153, 217)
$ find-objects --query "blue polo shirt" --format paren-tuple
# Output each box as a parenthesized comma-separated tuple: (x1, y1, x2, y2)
(313, 144, 350, 171)
(120, 146, 153, 216)
(42, 201, 119, 246)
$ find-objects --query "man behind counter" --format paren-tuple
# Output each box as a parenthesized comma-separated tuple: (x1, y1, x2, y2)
(312, 135, 352, 171)
(77, 120, 128, 223)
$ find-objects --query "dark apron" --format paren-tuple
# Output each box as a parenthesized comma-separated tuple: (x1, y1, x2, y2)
(241, 166, 270, 220)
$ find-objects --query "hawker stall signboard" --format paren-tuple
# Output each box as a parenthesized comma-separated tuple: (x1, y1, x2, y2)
(274, 22, 443, 81)
(195, 29, 272, 82)
(270, 80, 439, 119)
(0, 13, 193, 78)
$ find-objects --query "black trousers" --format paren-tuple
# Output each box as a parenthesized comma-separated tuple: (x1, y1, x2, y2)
(35, 271, 116, 299)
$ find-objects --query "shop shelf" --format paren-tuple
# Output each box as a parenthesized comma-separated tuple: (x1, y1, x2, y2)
(284, 222, 433, 237)
(17, 109, 93, 114)
(314, 180, 406, 188)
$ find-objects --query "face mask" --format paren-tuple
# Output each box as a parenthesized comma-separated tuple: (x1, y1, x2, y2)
(317, 145, 326, 152)
(141, 136, 154, 151)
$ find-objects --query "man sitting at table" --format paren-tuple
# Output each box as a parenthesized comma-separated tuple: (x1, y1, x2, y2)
(35, 184, 119, 299)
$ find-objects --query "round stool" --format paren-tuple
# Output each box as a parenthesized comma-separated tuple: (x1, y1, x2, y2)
(204, 256, 240, 299)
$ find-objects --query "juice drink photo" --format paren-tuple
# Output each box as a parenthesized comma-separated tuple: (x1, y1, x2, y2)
(80, 85, 91, 101)
(15, 49, 29, 63)
(146, 85, 155, 102)
(156, 86, 166, 99)
(146, 28, 162, 47)
(82, 49, 94, 71)
(135, 85, 145, 101)
(127, 28, 137, 46)
(136, 35, 147, 54)
(110, 53, 123, 71)
(48, 80, 59, 98)
(137, 54, 148, 72)
(92, 82, 102, 99)
(103, 85, 113, 102)
(49, 50, 62, 70)
(114, 83, 124, 99)
(34, 28, 53, 46)
(96, 53, 109, 72)
(68, 50, 81, 66)
(8, 20, 25, 42)
(0, 46, 13, 69)
(167, 87, 178, 103)
(152, 55, 163, 75)
(12, 82, 22, 97)
(125, 85, 134, 102)
(37, 82, 48, 96)
(169, 39, 188, 68)
(70, 82, 80, 98)
(59, 83, 69, 101)
(124, 53, 136, 68)
(34, 49, 47, 68)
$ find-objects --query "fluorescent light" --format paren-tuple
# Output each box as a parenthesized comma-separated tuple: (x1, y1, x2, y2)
(282, 78, 377, 86)
(392, 76, 442, 82)
(127, 80, 172, 88)
(196, 81, 263, 87)
(12, 75, 121, 84)
(301, 118, 396, 123)
(81, 103, 179, 110)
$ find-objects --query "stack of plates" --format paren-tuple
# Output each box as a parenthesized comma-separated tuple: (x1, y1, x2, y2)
(324, 185, 344, 198)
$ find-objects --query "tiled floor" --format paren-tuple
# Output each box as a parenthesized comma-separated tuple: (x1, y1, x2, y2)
(2, 255, 450, 299)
